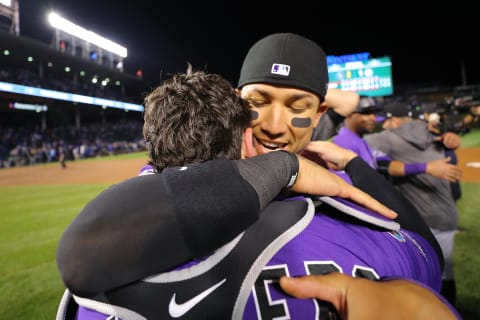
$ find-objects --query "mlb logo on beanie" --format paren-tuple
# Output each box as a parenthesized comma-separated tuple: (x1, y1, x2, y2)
(271, 63, 290, 76)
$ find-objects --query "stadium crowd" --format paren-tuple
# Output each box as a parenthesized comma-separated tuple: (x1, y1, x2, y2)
(0, 59, 147, 169)
(0, 120, 145, 168)
(0, 65, 138, 103)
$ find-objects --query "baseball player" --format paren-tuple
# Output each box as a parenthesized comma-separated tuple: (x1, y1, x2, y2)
(57, 51, 454, 318)
(364, 101, 461, 306)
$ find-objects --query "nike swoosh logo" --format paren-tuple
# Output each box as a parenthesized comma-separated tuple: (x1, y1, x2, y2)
(168, 278, 226, 318)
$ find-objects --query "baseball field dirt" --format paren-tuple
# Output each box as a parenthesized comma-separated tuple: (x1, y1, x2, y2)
(0, 155, 149, 186)
(0, 148, 479, 186)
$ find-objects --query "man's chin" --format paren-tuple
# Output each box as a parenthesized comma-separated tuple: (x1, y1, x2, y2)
(255, 146, 289, 155)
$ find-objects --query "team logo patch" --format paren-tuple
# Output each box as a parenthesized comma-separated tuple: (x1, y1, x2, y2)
(388, 230, 405, 242)
(271, 63, 290, 76)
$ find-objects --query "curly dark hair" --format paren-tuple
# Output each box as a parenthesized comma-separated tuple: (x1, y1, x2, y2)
(143, 66, 251, 171)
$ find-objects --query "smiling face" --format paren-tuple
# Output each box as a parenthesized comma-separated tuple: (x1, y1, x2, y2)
(345, 111, 378, 137)
(239, 83, 326, 155)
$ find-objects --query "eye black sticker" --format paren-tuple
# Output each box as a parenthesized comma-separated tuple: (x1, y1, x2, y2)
(291, 117, 311, 128)
(250, 110, 259, 120)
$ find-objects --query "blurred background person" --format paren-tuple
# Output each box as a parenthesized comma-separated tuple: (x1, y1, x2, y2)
(364, 101, 461, 306)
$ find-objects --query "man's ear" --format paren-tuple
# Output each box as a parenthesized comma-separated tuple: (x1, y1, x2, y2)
(313, 103, 328, 127)
(235, 88, 242, 96)
(241, 127, 256, 159)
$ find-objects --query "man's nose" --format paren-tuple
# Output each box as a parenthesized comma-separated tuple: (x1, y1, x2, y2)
(260, 105, 289, 136)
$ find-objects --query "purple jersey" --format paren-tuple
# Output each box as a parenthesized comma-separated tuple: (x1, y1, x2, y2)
(333, 126, 377, 169)
(243, 200, 440, 319)
(67, 196, 441, 319)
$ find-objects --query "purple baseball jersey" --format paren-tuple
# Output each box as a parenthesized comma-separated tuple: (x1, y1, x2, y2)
(242, 200, 441, 319)
(67, 195, 441, 319)
(333, 126, 378, 169)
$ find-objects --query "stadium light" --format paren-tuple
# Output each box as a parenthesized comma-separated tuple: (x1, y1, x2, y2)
(48, 12, 127, 58)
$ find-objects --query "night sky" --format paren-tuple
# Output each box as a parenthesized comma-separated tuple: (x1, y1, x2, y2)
(16, 0, 478, 90)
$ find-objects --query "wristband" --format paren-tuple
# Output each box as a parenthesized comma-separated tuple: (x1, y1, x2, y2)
(404, 163, 427, 175)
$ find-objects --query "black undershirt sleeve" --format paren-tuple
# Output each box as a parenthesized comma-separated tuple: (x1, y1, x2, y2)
(234, 151, 299, 210)
(57, 153, 298, 297)
(57, 174, 186, 297)
(163, 159, 260, 258)
(376, 158, 391, 177)
(345, 156, 444, 268)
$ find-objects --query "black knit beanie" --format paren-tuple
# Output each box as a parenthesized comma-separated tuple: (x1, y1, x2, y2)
(238, 33, 329, 100)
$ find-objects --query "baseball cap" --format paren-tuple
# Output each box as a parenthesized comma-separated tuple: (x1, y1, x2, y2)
(384, 101, 412, 118)
(237, 33, 329, 101)
(354, 96, 379, 114)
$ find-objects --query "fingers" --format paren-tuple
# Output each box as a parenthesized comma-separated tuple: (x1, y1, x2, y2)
(442, 133, 461, 149)
(433, 133, 461, 149)
(294, 157, 397, 219)
(427, 159, 463, 182)
(443, 164, 462, 182)
(280, 273, 348, 317)
(447, 167, 463, 182)
(280, 274, 344, 302)
(304, 141, 357, 171)
(346, 185, 398, 219)
(314, 160, 397, 220)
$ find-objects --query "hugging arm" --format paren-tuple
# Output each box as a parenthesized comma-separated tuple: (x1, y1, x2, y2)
(303, 140, 443, 267)
(323, 88, 360, 117)
(57, 151, 394, 297)
(345, 157, 444, 267)
(57, 152, 297, 297)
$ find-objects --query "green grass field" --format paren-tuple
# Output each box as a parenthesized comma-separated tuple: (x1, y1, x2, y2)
(0, 130, 479, 319)
(0, 184, 111, 319)
(459, 127, 480, 148)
